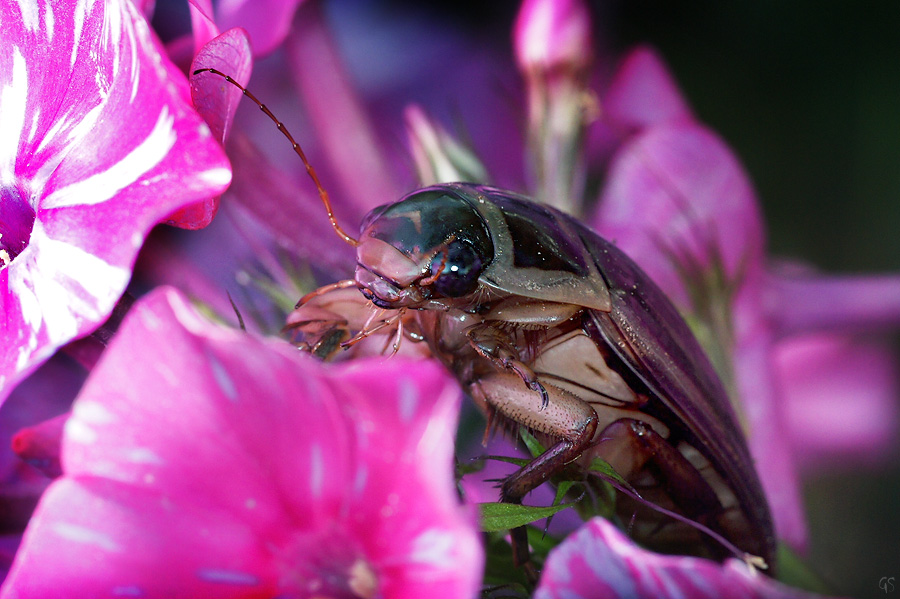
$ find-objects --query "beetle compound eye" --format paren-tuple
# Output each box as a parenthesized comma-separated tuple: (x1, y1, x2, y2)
(429, 240, 484, 298)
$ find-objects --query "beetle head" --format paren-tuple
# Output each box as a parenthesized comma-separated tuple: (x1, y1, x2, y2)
(355, 187, 494, 309)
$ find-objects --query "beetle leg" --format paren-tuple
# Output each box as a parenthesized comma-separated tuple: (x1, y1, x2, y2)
(466, 325, 551, 409)
(595, 418, 731, 557)
(471, 373, 597, 576)
(470, 373, 598, 501)
(295, 278, 358, 307)
(288, 287, 418, 359)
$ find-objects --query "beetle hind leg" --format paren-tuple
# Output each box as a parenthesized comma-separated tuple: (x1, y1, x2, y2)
(593, 418, 744, 561)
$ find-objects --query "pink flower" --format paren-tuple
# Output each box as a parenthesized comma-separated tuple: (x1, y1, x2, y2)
(0, 0, 231, 405)
(534, 518, 839, 599)
(1, 287, 481, 598)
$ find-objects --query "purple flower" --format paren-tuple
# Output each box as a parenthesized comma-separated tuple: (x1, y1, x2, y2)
(0, 0, 231, 405)
(1, 287, 481, 598)
(215, 0, 307, 58)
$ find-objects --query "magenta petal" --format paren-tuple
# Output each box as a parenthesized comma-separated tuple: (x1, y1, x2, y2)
(592, 121, 765, 307)
(604, 46, 694, 132)
(190, 28, 254, 144)
(767, 269, 900, 337)
(1, 288, 481, 598)
(733, 284, 809, 551)
(776, 334, 899, 471)
(0, 0, 231, 405)
(535, 518, 836, 599)
(513, 0, 592, 72)
(284, 2, 402, 218)
(187, 0, 219, 55)
(7, 478, 280, 597)
(216, 0, 306, 57)
(11, 413, 67, 480)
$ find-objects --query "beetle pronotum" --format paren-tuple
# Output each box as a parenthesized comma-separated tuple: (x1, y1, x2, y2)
(194, 67, 776, 578)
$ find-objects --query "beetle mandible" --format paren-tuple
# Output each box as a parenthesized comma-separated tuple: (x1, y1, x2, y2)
(194, 68, 776, 575)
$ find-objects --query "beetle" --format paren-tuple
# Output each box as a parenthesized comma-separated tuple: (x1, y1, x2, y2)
(194, 68, 776, 576)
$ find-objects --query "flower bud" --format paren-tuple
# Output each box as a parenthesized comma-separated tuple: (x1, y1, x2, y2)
(514, 0, 592, 74)
(513, 0, 595, 214)
(405, 105, 488, 185)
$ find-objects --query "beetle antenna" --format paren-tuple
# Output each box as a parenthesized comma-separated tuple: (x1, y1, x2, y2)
(193, 68, 359, 247)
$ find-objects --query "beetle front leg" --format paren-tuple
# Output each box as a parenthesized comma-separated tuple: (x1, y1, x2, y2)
(467, 324, 551, 409)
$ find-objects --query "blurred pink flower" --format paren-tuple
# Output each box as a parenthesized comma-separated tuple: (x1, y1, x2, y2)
(534, 518, 836, 599)
(0, 0, 231, 406)
(216, 0, 307, 58)
(1, 287, 481, 598)
(591, 45, 900, 549)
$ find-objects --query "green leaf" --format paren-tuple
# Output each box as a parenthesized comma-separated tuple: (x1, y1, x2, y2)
(518, 428, 546, 457)
(480, 501, 573, 532)
(588, 457, 629, 487)
(482, 526, 563, 593)
(482, 532, 533, 592)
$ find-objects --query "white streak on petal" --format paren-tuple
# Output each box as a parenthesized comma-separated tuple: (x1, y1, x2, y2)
(41, 107, 176, 209)
(208, 353, 237, 402)
(74, 400, 116, 424)
(310, 442, 323, 498)
(32, 103, 102, 188)
(0, 48, 28, 184)
(43, 1, 54, 41)
(196, 569, 260, 586)
(140, 308, 161, 331)
(70, 0, 87, 68)
(352, 463, 368, 498)
(26, 105, 41, 145)
(124, 3, 140, 103)
(409, 528, 455, 565)
(124, 447, 162, 464)
(199, 166, 232, 187)
(398, 377, 418, 423)
(14, 0, 39, 31)
(111, 586, 145, 597)
(53, 522, 122, 552)
(14, 328, 40, 372)
(9, 222, 130, 348)
(64, 418, 97, 445)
